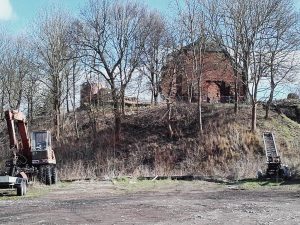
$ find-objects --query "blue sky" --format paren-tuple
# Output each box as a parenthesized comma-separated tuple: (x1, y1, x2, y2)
(1, 0, 300, 34)
(0, 0, 299, 99)
(0, 0, 171, 34)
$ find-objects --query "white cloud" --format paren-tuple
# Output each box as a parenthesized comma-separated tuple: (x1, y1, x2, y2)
(0, 0, 15, 21)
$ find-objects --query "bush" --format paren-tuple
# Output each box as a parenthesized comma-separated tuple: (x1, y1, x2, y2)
(287, 93, 299, 100)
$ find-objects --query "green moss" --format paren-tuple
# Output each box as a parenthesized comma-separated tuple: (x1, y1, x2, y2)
(238, 180, 282, 189)
(235, 177, 300, 190)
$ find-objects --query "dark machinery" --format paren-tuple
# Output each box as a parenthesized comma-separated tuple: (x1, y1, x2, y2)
(257, 132, 290, 179)
(0, 110, 57, 196)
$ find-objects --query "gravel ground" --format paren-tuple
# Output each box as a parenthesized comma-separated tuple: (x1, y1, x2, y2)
(0, 180, 299, 225)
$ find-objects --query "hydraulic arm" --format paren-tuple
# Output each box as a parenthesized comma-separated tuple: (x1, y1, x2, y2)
(5, 110, 32, 164)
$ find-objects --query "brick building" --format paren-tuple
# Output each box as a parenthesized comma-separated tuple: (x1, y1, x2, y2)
(80, 82, 148, 107)
(161, 43, 246, 103)
(80, 82, 111, 107)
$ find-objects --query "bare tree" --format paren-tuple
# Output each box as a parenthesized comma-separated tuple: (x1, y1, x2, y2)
(141, 12, 169, 105)
(32, 9, 73, 139)
(161, 50, 181, 138)
(206, 0, 299, 132)
(0, 31, 8, 118)
(175, 0, 207, 132)
(70, 58, 82, 139)
(263, 0, 300, 118)
(77, 0, 150, 141)
(1, 37, 32, 110)
(245, 0, 299, 131)
(24, 72, 39, 124)
(206, 0, 245, 113)
(21, 42, 40, 124)
(160, 22, 192, 138)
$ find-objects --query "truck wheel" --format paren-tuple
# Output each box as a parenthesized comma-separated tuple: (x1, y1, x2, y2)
(38, 166, 45, 184)
(257, 170, 263, 180)
(17, 182, 25, 196)
(45, 166, 52, 185)
(51, 167, 58, 184)
(23, 182, 27, 195)
(282, 166, 291, 180)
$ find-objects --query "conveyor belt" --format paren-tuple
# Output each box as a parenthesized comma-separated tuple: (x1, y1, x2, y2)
(263, 132, 278, 160)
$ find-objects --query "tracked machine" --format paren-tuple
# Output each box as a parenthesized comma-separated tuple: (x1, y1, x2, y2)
(0, 110, 57, 196)
(257, 132, 290, 180)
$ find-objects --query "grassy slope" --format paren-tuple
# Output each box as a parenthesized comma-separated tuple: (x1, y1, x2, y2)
(33, 103, 300, 180)
(120, 104, 300, 178)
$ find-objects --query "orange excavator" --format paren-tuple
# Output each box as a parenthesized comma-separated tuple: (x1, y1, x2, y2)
(0, 110, 57, 195)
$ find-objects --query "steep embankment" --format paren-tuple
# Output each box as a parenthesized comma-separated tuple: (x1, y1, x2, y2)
(48, 103, 300, 180)
(273, 99, 300, 123)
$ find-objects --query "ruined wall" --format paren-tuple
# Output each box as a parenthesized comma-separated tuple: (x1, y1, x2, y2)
(80, 83, 140, 107)
(161, 50, 245, 103)
(80, 82, 103, 106)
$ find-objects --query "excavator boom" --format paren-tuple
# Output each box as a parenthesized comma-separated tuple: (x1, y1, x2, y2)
(4, 110, 31, 163)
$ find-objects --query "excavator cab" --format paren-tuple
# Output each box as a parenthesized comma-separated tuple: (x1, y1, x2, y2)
(31, 130, 56, 165)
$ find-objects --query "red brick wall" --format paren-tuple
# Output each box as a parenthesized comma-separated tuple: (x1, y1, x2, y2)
(161, 50, 245, 102)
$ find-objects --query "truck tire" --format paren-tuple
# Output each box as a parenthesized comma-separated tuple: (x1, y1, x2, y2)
(17, 182, 25, 196)
(51, 167, 58, 184)
(23, 182, 27, 195)
(257, 170, 263, 180)
(282, 166, 291, 180)
(45, 166, 52, 185)
(38, 166, 45, 184)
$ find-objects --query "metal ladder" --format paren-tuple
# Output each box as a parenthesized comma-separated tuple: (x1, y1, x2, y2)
(263, 132, 279, 161)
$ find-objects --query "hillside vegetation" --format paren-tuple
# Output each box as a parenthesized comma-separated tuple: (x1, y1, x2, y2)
(18, 103, 298, 181)
(0, 103, 299, 181)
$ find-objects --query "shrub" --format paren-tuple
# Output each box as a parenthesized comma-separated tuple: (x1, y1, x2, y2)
(287, 93, 299, 100)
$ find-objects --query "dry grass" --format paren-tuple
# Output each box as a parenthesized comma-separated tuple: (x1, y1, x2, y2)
(58, 160, 97, 181)
(2, 103, 298, 181)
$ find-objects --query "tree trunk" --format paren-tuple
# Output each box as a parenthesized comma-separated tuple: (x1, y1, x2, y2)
(265, 86, 275, 119)
(73, 111, 79, 139)
(16, 88, 22, 110)
(234, 57, 239, 114)
(243, 53, 250, 103)
(30, 95, 33, 125)
(54, 96, 60, 140)
(120, 90, 125, 115)
(56, 107, 60, 140)
(113, 103, 121, 143)
(62, 110, 65, 132)
(265, 67, 275, 119)
(167, 99, 173, 138)
(251, 103, 257, 132)
(151, 90, 154, 105)
(66, 74, 70, 113)
(112, 89, 121, 142)
(154, 93, 158, 106)
(72, 62, 79, 139)
(27, 97, 30, 125)
(234, 77, 239, 114)
(0, 89, 5, 119)
(188, 84, 193, 103)
(197, 78, 203, 134)
(87, 106, 97, 138)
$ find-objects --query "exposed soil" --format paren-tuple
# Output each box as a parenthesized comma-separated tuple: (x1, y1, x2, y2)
(0, 180, 299, 225)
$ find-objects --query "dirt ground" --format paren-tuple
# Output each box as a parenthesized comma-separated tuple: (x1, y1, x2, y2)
(0, 180, 299, 225)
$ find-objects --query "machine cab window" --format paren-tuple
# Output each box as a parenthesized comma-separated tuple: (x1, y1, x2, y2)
(31, 131, 51, 151)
